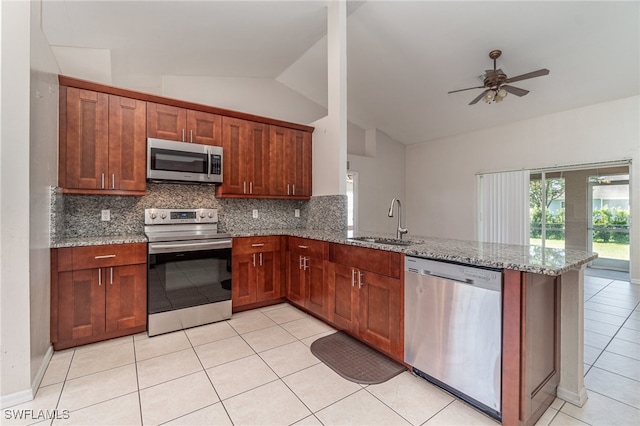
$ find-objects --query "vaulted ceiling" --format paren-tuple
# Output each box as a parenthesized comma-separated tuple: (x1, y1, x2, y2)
(41, 1, 639, 145)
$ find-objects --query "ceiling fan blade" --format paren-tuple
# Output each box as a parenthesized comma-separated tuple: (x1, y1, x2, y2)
(502, 85, 529, 97)
(469, 89, 490, 105)
(504, 68, 550, 84)
(448, 85, 486, 94)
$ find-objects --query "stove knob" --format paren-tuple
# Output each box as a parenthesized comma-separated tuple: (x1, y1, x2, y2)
(150, 212, 157, 219)
(200, 211, 206, 218)
(160, 212, 167, 219)
(208, 212, 214, 218)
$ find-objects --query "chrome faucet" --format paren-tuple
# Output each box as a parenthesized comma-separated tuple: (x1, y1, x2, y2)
(388, 198, 408, 240)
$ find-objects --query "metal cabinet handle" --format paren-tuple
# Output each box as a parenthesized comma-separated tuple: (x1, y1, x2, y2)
(182, 129, 185, 142)
(110, 267, 113, 285)
(358, 271, 364, 289)
(298, 245, 308, 249)
(250, 182, 253, 194)
(190, 129, 193, 143)
(101, 173, 105, 189)
(299, 255, 303, 270)
(351, 269, 356, 286)
(292, 184, 296, 195)
(287, 184, 290, 195)
(94, 254, 116, 259)
(252, 253, 256, 267)
(251, 243, 265, 247)
(259, 253, 263, 266)
(98, 268, 102, 286)
(112, 174, 115, 189)
(243, 181, 247, 194)
(303, 256, 309, 270)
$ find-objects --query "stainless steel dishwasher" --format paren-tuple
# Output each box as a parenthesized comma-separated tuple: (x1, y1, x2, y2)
(404, 256, 503, 420)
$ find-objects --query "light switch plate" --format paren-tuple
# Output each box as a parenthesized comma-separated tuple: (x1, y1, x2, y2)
(101, 210, 111, 221)
(252, 209, 259, 219)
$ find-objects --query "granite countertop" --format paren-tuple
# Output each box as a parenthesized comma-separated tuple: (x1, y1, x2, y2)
(51, 229, 597, 276)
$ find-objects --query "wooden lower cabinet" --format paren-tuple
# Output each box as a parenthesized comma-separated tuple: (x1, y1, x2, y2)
(232, 236, 283, 310)
(326, 243, 404, 361)
(286, 237, 329, 319)
(51, 243, 147, 350)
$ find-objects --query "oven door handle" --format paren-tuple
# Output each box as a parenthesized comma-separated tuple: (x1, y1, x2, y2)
(148, 239, 232, 254)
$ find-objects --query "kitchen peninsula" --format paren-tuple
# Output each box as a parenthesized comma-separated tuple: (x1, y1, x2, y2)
(51, 224, 597, 426)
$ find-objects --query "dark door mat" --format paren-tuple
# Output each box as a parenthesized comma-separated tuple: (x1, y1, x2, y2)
(310, 331, 406, 385)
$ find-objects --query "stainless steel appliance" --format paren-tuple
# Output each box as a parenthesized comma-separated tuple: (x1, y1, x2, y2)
(147, 138, 223, 184)
(404, 256, 503, 420)
(145, 208, 232, 336)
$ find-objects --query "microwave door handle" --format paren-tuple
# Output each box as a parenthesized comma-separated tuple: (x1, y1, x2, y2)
(207, 149, 211, 180)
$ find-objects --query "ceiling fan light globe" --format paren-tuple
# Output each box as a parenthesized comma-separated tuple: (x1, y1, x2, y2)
(498, 88, 508, 98)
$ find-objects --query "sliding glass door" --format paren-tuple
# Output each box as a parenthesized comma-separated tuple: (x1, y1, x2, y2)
(529, 173, 565, 250)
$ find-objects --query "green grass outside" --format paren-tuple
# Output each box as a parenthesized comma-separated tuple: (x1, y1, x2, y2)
(529, 238, 629, 260)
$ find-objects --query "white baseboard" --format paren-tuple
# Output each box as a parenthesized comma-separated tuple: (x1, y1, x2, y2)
(1, 345, 53, 409)
(557, 385, 588, 408)
(632, 277, 640, 285)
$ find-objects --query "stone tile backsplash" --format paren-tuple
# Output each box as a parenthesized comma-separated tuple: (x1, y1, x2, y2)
(50, 184, 347, 241)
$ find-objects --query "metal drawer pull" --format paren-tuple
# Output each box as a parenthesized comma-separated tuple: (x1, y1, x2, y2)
(190, 129, 193, 143)
(98, 268, 102, 286)
(110, 267, 113, 285)
(351, 269, 356, 286)
(243, 181, 246, 193)
(303, 256, 309, 270)
(358, 272, 364, 289)
(94, 254, 116, 259)
(182, 129, 185, 142)
(250, 181, 253, 194)
(298, 245, 308, 249)
(287, 184, 290, 195)
(251, 243, 265, 247)
(299, 255, 303, 270)
(112, 174, 115, 189)
(252, 253, 256, 267)
(292, 184, 296, 195)
(101, 173, 105, 189)
(259, 253, 263, 266)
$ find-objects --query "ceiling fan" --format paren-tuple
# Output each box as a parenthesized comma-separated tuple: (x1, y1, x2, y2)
(448, 50, 550, 105)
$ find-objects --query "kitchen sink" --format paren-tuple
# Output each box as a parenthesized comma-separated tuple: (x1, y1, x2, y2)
(349, 236, 418, 246)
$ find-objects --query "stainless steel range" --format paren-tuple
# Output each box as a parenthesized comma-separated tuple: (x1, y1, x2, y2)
(144, 208, 232, 336)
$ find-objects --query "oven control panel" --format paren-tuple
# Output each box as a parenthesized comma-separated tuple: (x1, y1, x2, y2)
(145, 208, 218, 225)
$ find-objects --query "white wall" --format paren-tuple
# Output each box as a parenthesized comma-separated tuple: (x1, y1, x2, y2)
(406, 96, 640, 282)
(1, 0, 33, 403)
(348, 130, 406, 234)
(29, 0, 59, 392)
(162, 75, 327, 126)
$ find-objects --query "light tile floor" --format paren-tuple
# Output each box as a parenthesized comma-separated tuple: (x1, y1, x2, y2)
(5, 272, 639, 425)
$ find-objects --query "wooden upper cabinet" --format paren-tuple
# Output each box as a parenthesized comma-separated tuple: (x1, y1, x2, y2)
(218, 117, 269, 197)
(109, 96, 146, 192)
(269, 125, 312, 198)
(147, 102, 222, 146)
(59, 87, 146, 195)
(60, 87, 109, 191)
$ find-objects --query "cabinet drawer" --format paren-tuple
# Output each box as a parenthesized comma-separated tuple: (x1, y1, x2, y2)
(58, 243, 147, 272)
(287, 237, 327, 258)
(233, 236, 281, 255)
(329, 243, 401, 278)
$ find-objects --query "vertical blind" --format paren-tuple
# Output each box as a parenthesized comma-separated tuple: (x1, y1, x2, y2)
(478, 170, 530, 245)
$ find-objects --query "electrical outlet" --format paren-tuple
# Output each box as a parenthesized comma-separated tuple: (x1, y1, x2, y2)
(295, 209, 300, 218)
(252, 209, 259, 219)
(101, 210, 111, 221)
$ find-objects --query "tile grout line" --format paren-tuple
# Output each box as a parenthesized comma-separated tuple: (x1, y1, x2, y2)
(132, 337, 144, 426)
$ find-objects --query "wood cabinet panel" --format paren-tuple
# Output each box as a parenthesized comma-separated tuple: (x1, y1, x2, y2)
(286, 251, 305, 305)
(306, 257, 328, 318)
(60, 87, 146, 195)
(233, 236, 280, 255)
(187, 110, 222, 146)
(218, 117, 269, 196)
(231, 237, 283, 309)
(329, 244, 401, 278)
(51, 244, 147, 350)
(269, 126, 312, 199)
(61, 87, 109, 190)
(286, 237, 328, 319)
(108, 96, 146, 191)
(147, 103, 187, 141)
(327, 262, 358, 332)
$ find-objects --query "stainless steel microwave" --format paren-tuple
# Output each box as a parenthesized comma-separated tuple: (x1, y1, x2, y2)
(147, 138, 223, 184)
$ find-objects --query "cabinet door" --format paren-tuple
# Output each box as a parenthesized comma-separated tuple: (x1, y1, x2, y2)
(268, 125, 289, 196)
(221, 118, 269, 197)
(257, 251, 281, 302)
(358, 271, 403, 359)
(289, 129, 312, 197)
(232, 253, 257, 307)
(287, 252, 305, 305)
(57, 269, 106, 341)
(305, 256, 327, 319)
(63, 87, 109, 190)
(105, 264, 147, 332)
(327, 262, 357, 332)
(147, 103, 187, 141)
(187, 110, 222, 146)
(108, 95, 146, 192)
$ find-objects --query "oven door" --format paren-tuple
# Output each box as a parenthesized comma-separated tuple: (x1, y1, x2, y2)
(147, 239, 232, 315)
